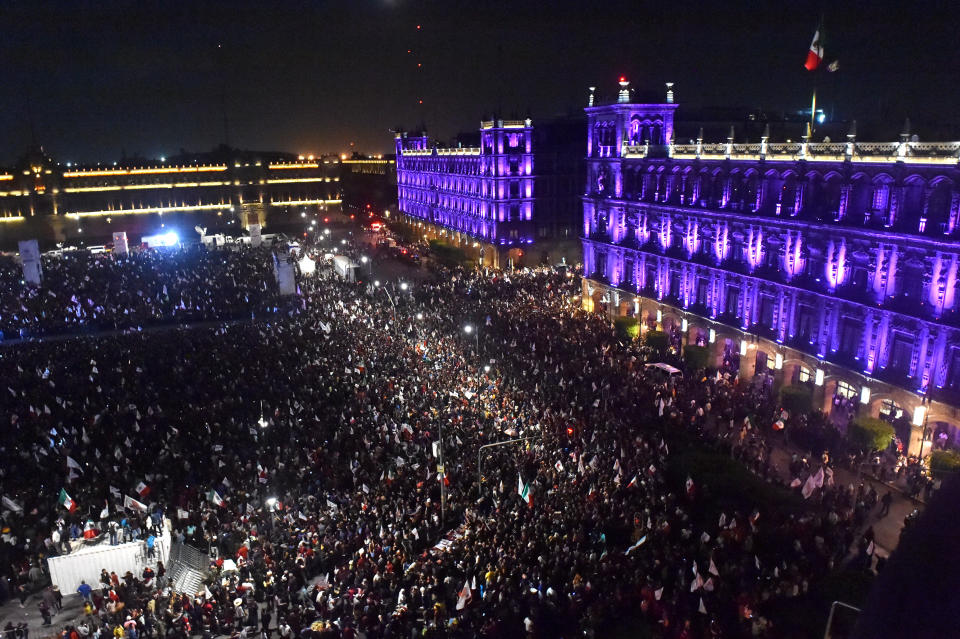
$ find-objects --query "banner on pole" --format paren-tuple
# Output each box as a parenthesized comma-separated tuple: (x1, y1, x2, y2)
(112, 232, 129, 255)
(18, 240, 42, 286)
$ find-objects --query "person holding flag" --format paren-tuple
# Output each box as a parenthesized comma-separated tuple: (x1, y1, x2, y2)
(58, 488, 77, 513)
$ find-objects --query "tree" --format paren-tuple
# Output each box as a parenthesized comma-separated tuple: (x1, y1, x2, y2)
(428, 240, 468, 267)
(780, 384, 814, 416)
(683, 344, 710, 371)
(614, 316, 639, 341)
(929, 450, 960, 480)
(644, 330, 668, 353)
(848, 417, 895, 453)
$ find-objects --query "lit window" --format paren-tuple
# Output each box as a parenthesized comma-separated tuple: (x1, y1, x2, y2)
(872, 184, 889, 211)
(880, 399, 903, 420)
(836, 380, 857, 399)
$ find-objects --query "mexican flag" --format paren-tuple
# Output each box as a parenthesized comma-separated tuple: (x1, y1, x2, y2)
(517, 473, 532, 507)
(124, 495, 148, 512)
(135, 482, 150, 497)
(804, 28, 824, 71)
(207, 489, 226, 507)
(58, 488, 77, 513)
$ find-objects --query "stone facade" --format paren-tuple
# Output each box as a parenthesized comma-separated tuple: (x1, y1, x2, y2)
(395, 118, 582, 267)
(0, 148, 342, 246)
(581, 81, 960, 455)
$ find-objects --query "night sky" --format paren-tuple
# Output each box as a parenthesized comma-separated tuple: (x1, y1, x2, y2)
(0, 0, 957, 164)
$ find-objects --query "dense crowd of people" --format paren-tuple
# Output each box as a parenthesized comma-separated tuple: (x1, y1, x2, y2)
(0, 238, 889, 638)
(0, 247, 279, 338)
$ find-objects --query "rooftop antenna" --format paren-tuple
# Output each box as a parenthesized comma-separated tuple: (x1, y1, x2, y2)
(496, 43, 504, 118)
(217, 42, 230, 147)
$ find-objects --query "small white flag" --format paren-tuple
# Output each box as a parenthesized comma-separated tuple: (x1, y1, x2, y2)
(708, 559, 719, 577)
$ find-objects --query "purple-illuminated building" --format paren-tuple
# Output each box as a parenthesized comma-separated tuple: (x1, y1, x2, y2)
(395, 118, 582, 267)
(582, 79, 960, 454)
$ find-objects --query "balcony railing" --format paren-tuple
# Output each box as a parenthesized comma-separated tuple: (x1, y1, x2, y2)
(631, 140, 960, 164)
(592, 237, 959, 332)
(170, 542, 209, 572)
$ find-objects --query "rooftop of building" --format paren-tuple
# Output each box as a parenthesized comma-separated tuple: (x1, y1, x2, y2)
(588, 78, 960, 155)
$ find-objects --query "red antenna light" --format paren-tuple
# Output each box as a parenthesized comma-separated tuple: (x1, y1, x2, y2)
(619, 76, 626, 82)
(416, 24, 421, 30)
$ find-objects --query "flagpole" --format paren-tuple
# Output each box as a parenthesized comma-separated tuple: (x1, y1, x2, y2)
(810, 85, 818, 133)
(809, 14, 824, 134)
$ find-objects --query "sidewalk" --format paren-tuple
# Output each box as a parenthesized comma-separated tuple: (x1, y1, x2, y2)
(765, 443, 921, 558)
(0, 590, 86, 639)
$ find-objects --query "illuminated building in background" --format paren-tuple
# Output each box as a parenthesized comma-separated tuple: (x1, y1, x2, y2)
(395, 117, 583, 267)
(0, 147, 342, 244)
(581, 79, 960, 454)
(340, 157, 397, 214)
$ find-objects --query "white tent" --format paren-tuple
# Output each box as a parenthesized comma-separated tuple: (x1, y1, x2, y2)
(298, 254, 316, 276)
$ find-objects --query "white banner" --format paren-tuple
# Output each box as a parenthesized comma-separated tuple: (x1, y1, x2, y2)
(249, 224, 262, 248)
(275, 254, 296, 296)
(112, 232, 129, 255)
(18, 239, 42, 286)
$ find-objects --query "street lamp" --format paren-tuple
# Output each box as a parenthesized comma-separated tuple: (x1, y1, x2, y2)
(476, 364, 491, 398)
(477, 437, 538, 498)
(416, 312, 423, 320)
(914, 396, 930, 462)
(258, 401, 268, 428)
(400, 282, 408, 291)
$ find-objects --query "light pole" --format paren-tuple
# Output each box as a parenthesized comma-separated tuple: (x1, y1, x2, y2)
(257, 401, 268, 429)
(373, 281, 398, 328)
(914, 391, 931, 465)
(361, 255, 371, 275)
(822, 601, 861, 639)
(477, 437, 538, 498)
(413, 312, 424, 341)
(463, 323, 479, 353)
(438, 417, 446, 528)
(478, 364, 490, 396)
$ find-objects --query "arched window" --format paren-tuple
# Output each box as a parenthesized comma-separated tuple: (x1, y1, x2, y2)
(879, 399, 903, 421)
(836, 380, 857, 399)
